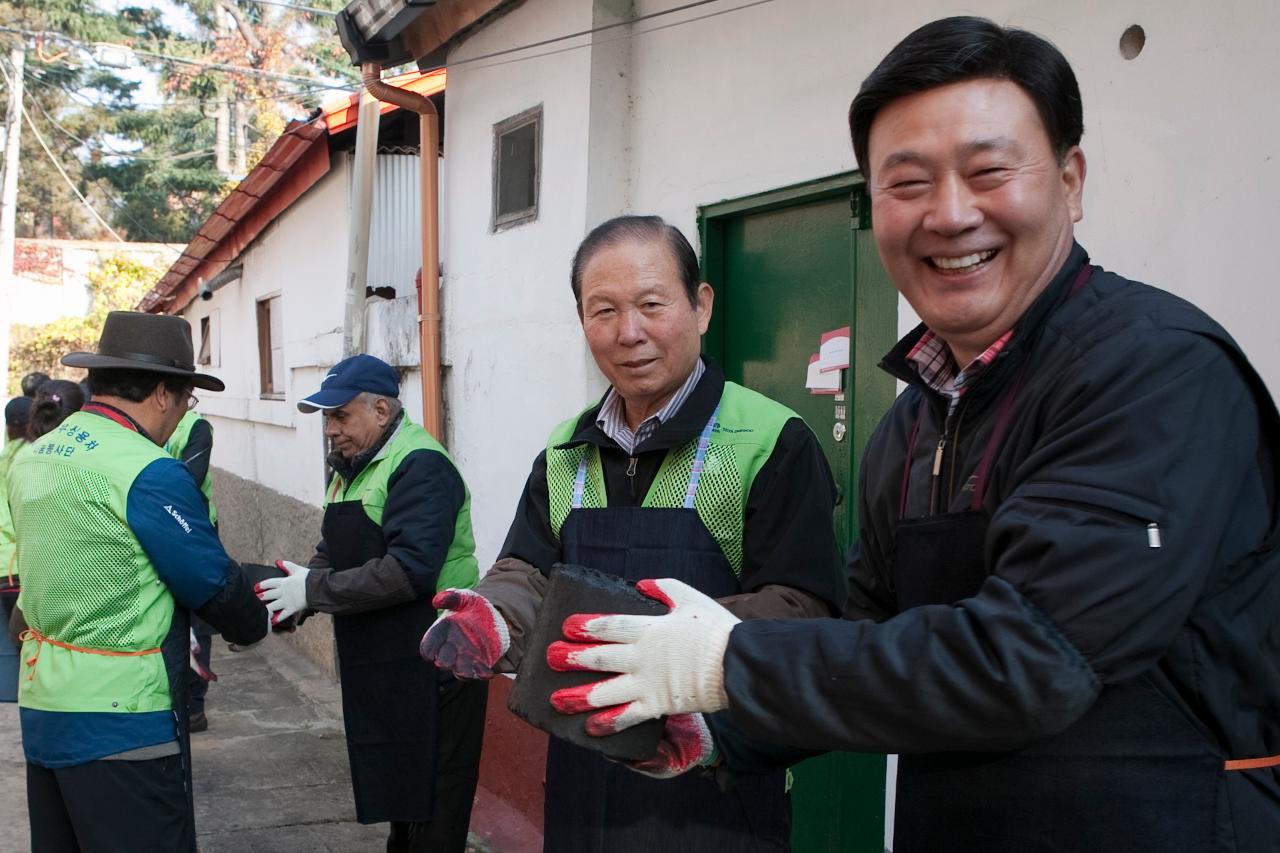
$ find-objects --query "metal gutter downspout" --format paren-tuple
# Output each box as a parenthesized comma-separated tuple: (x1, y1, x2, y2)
(360, 63, 443, 442)
(344, 87, 381, 357)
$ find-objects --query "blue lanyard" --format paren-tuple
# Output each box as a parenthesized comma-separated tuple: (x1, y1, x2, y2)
(572, 404, 720, 511)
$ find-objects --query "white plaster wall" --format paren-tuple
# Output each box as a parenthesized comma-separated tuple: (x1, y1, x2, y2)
(441, 0, 602, 567)
(10, 241, 181, 326)
(623, 0, 1280, 393)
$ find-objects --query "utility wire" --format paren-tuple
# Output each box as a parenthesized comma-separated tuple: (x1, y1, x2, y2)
(423, 0, 731, 71)
(238, 0, 337, 16)
(0, 24, 352, 89)
(19, 96, 125, 243)
(464, 0, 776, 72)
(21, 75, 217, 163)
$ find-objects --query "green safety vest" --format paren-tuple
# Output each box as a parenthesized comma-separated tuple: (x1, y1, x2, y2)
(165, 410, 217, 524)
(544, 381, 797, 574)
(325, 415, 479, 593)
(0, 438, 26, 576)
(10, 414, 177, 717)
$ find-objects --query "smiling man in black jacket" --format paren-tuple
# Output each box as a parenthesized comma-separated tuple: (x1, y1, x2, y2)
(546, 17, 1280, 853)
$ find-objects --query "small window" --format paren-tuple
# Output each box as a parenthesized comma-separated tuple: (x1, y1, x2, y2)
(256, 295, 284, 398)
(197, 315, 213, 366)
(491, 105, 542, 230)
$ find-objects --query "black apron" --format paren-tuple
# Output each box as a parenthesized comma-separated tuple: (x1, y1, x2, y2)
(544, 408, 790, 853)
(322, 497, 440, 824)
(889, 265, 1227, 852)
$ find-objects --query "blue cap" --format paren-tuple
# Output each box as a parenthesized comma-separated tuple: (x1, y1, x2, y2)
(297, 355, 400, 413)
(5, 396, 32, 427)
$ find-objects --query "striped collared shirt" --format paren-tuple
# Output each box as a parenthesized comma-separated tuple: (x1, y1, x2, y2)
(596, 359, 706, 454)
(906, 329, 1013, 418)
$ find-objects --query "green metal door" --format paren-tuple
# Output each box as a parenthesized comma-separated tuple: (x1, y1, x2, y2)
(700, 173, 899, 853)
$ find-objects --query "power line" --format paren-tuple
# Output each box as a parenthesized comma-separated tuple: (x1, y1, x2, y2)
(21, 74, 217, 163)
(422, 0, 740, 72)
(19, 94, 125, 243)
(238, 0, 337, 16)
(0, 24, 353, 89)
(463, 0, 776, 72)
(24, 66, 338, 112)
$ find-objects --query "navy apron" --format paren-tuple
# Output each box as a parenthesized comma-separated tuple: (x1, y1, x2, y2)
(544, 406, 790, 853)
(322, 496, 440, 824)
(889, 265, 1228, 852)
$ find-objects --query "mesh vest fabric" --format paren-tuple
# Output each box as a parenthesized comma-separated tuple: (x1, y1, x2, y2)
(0, 439, 24, 575)
(545, 381, 798, 575)
(325, 416, 479, 593)
(164, 410, 217, 524)
(10, 414, 175, 715)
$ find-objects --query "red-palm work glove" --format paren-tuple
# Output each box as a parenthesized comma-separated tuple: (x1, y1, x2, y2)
(545, 577, 740, 736)
(419, 589, 510, 680)
(623, 713, 717, 779)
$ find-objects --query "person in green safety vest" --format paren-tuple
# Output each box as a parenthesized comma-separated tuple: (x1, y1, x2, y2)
(419, 216, 846, 853)
(0, 396, 33, 639)
(0, 396, 33, 582)
(9, 311, 268, 851)
(255, 354, 488, 853)
(164, 408, 219, 732)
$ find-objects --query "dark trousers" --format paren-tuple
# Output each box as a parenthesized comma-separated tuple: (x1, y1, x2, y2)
(387, 675, 489, 853)
(27, 756, 195, 853)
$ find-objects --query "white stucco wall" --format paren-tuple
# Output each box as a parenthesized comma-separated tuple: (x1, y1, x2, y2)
(621, 0, 1279, 387)
(10, 240, 181, 327)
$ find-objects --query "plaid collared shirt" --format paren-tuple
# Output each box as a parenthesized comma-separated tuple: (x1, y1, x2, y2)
(906, 329, 1013, 418)
(596, 359, 706, 454)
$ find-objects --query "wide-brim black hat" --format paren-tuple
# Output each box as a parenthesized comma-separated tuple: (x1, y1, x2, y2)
(62, 311, 225, 392)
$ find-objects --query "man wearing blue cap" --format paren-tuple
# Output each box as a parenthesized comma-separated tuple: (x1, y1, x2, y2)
(256, 354, 487, 853)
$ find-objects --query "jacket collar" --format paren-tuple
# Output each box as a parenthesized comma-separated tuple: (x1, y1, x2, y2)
(880, 242, 1091, 399)
(329, 410, 406, 483)
(556, 356, 726, 454)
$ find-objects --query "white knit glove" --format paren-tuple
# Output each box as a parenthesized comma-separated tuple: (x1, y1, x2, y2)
(256, 560, 311, 627)
(546, 578, 740, 735)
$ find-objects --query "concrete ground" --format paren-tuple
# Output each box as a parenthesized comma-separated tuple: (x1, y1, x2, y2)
(0, 635, 502, 852)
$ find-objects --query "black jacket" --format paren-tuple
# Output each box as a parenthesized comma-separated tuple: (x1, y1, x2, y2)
(717, 245, 1280, 841)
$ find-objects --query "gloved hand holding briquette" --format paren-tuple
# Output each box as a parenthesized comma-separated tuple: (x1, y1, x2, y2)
(545, 577, 741, 735)
(419, 588, 510, 679)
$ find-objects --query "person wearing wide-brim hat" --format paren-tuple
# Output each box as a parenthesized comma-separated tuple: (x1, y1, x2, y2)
(8, 311, 268, 852)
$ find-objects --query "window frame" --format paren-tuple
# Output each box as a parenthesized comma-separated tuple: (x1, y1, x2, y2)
(490, 104, 543, 231)
(256, 294, 284, 400)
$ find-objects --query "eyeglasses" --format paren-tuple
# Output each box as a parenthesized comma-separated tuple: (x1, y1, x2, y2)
(185, 393, 199, 411)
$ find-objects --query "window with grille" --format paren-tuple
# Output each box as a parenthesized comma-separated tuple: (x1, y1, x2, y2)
(491, 105, 542, 230)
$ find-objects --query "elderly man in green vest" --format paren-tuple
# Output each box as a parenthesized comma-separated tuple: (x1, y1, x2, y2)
(8, 311, 268, 852)
(256, 354, 487, 853)
(420, 215, 846, 853)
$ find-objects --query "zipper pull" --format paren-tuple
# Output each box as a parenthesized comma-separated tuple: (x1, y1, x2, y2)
(626, 457, 638, 500)
(928, 436, 946, 515)
(1147, 523, 1162, 548)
